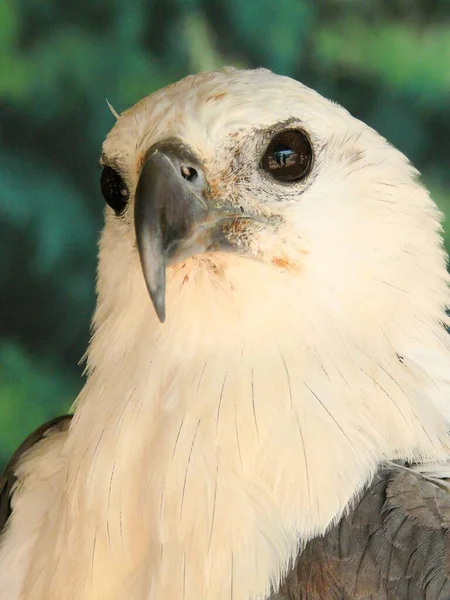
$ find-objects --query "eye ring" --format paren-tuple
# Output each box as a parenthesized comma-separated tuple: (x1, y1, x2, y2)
(261, 129, 313, 183)
(100, 166, 129, 215)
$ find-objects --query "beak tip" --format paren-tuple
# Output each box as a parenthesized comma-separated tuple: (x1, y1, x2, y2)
(149, 286, 166, 324)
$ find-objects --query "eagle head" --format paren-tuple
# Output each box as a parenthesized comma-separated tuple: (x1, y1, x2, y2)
(98, 68, 448, 365)
(82, 70, 450, 591)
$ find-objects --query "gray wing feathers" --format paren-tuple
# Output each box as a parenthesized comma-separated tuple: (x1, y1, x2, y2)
(0, 415, 72, 535)
(277, 466, 450, 599)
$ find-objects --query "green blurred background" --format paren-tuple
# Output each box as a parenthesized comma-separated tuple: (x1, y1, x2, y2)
(1, 0, 449, 468)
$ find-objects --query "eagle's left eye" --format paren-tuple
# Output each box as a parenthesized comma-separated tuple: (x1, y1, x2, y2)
(261, 130, 312, 182)
(100, 166, 129, 215)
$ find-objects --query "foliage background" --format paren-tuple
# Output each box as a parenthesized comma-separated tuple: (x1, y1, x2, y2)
(1, 0, 449, 467)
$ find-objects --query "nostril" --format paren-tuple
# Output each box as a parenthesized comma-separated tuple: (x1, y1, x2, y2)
(180, 165, 198, 183)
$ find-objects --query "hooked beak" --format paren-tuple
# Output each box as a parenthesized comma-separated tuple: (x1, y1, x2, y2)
(134, 142, 241, 322)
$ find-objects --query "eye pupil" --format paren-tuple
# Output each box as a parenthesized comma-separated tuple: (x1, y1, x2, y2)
(262, 130, 312, 182)
(273, 147, 293, 167)
(100, 166, 129, 215)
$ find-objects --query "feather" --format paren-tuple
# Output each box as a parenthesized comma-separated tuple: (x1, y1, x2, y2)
(275, 464, 450, 599)
(106, 98, 120, 120)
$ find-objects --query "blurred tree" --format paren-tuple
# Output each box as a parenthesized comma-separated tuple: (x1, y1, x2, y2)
(0, 0, 449, 466)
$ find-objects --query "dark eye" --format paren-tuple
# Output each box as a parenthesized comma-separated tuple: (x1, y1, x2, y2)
(261, 130, 312, 182)
(100, 166, 129, 215)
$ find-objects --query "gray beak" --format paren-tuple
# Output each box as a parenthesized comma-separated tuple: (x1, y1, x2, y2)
(134, 142, 238, 322)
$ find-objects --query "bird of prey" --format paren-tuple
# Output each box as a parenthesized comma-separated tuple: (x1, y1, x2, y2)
(1, 67, 450, 600)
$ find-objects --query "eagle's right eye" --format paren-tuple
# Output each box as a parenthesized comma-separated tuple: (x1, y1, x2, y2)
(100, 166, 129, 215)
(261, 130, 312, 183)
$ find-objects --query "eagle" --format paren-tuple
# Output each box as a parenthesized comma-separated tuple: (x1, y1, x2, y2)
(1, 67, 450, 600)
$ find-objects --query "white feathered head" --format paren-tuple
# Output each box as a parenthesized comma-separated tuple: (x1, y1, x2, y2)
(91, 68, 450, 519)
